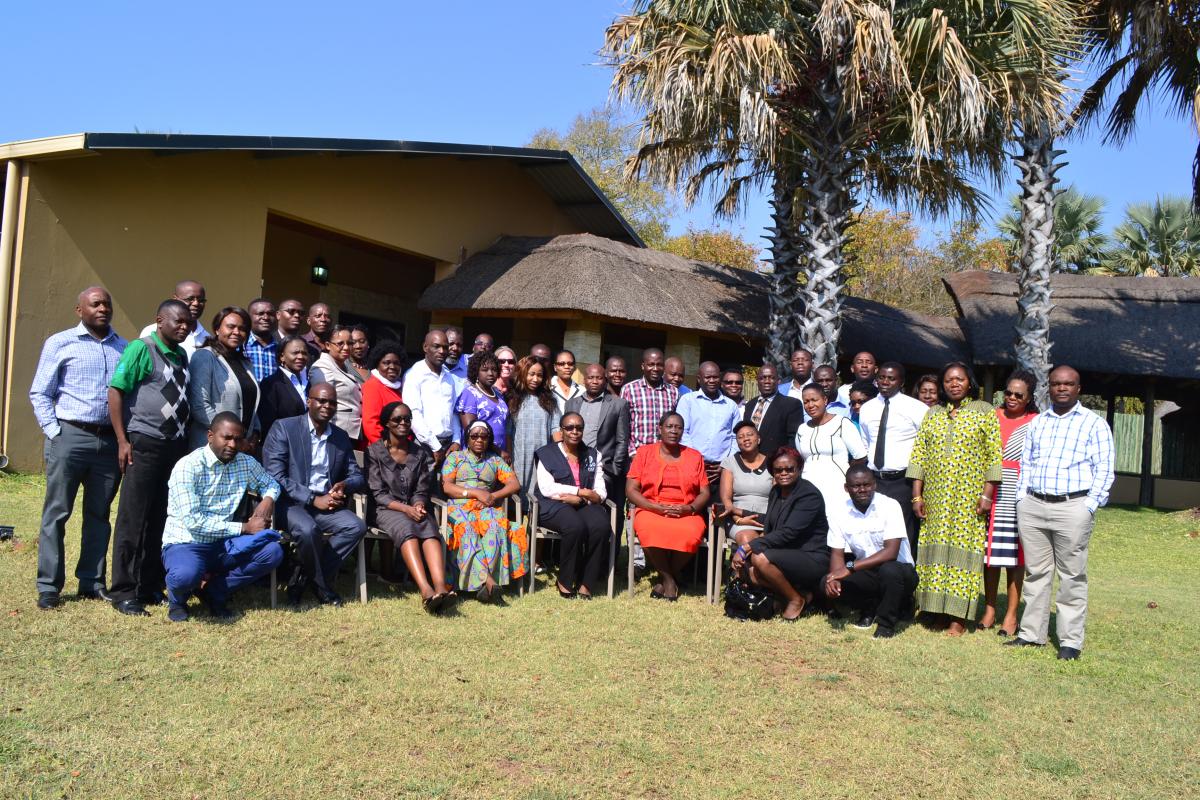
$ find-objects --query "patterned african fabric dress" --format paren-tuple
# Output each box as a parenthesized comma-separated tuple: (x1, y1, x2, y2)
(906, 400, 1002, 619)
(441, 450, 529, 591)
(985, 410, 1036, 568)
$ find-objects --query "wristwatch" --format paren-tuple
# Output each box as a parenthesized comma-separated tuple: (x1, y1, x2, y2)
(845, 560, 856, 573)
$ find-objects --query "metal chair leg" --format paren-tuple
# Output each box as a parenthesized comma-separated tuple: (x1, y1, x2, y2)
(357, 538, 368, 604)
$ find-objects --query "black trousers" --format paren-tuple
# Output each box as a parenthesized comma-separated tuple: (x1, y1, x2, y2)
(109, 434, 188, 603)
(284, 505, 367, 596)
(832, 560, 919, 630)
(539, 502, 612, 593)
(874, 474, 920, 556)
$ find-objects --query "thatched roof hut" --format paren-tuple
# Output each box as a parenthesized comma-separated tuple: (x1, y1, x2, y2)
(943, 271, 1200, 400)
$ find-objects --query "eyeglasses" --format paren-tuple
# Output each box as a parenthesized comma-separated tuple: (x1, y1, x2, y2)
(561, 424, 584, 432)
(1003, 390, 1025, 399)
(555, 361, 575, 367)
(387, 415, 412, 423)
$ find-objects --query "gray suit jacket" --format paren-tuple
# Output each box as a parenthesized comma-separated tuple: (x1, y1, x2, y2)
(565, 392, 630, 479)
(187, 348, 259, 447)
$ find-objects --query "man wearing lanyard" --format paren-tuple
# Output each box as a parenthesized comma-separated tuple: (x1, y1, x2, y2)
(1006, 365, 1114, 660)
(857, 362, 928, 554)
(678, 361, 740, 486)
(402, 329, 461, 464)
(29, 287, 127, 610)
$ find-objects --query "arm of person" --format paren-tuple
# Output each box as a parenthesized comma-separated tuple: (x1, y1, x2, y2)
(28, 337, 63, 438)
(1015, 415, 1037, 501)
(624, 475, 663, 514)
(403, 371, 440, 454)
(261, 423, 313, 507)
(366, 447, 398, 509)
(341, 441, 367, 495)
(187, 350, 217, 430)
(749, 487, 823, 553)
(167, 458, 244, 539)
(1086, 418, 1116, 513)
(841, 417, 868, 464)
(108, 387, 132, 472)
(548, 406, 563, 443)
(536, 459, 581, 504)
(824, 546, 848, 597)
(976, 412, 1004, 516)
(718, 465, 736, 517)
(613, 401, 631, 476)
(906, 416, 931, 518)
(108, 339, 153, 473)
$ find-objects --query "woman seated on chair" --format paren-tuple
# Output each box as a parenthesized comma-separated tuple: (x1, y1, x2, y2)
(730, 447, 829, 621)
(718, 421, 773, 547)
(441, 420, 526, 603)
(625, 411, 710, 601)
(534, 412, 611, 600)
(366, 401, 455, 614)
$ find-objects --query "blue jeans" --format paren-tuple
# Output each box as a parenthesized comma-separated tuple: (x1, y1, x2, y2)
(161, 536, 284, 608)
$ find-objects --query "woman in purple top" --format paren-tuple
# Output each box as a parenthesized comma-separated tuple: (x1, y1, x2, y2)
(455, 352, 509, 457)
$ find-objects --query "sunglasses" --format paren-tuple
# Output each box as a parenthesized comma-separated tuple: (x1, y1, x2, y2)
(467, 433, 490, 441)
(561, 424, 584, 432)
(387, 415, 413, 423)
(555, 361, 575, 367)
(772, 465, 797, 474)
(1003, 390, 1026, 398)
(310, 398, 336, 406)
(279, 308, 303, 315)
(498, 358, 515, 364)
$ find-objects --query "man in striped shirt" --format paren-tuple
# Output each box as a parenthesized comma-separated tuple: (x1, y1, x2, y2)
(1007, 365, 1114, 661)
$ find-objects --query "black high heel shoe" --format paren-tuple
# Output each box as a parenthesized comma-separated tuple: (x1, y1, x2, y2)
(557, 584, 577, 599)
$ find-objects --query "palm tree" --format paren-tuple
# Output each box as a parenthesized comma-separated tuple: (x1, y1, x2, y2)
(1100, 196, 1200, 276)
(1075, 1, 1200, 210)
(998, 185, 1108, 272)
(604, 0, 1071, 371)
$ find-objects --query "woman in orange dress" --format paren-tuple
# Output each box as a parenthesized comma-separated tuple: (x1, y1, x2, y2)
(625, 411, 710, 600)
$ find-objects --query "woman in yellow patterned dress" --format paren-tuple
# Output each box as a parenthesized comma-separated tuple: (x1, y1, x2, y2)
(907, 362, 1002, 636)
(441, 420, 527, 602)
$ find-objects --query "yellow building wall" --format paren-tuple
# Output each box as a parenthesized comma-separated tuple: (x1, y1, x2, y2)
(4, 150, 584, 470)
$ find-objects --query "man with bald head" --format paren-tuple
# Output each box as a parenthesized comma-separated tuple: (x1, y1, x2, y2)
(30, 287, 128, 609)
(677, 361, 740, 485)
(664, 356, 691, 396)
(263, 382, 367, 606)
(566, 363, 631, 506)
(838, 351, 878, 406)
(741, 364, 802, 457)
(402, 328, 461, 462)
(1007, 365, 1114, 660)
(139, 280, 208, 356)
(302, 302, 333, 361)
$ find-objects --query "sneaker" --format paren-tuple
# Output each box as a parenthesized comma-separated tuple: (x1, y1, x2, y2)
(167, 604, 189, 623)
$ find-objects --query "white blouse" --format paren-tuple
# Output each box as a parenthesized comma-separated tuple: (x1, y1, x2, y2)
(535, 443, 608, 501)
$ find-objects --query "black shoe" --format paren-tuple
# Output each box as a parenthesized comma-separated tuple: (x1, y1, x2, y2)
(285, 580, 307, 607)
(873, 627, 897, 639)
(557, 584, 577, 599)
(316, 591, 344, 607)
(1057, 646, 1082, 661)
(1004, 637, 1042, 648)
(167, 604, 189, 623)
(207, 605, 237, 620)
(113, 599, 150, 617)
(576, 593, 594, 601)
(138, 591, 167, 607)
(77, 586, 113, 603)
(37, 592, 62, 610)
(853, 614, 876, 629)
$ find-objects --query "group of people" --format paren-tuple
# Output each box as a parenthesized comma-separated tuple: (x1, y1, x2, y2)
(30, 281, 1115, 658)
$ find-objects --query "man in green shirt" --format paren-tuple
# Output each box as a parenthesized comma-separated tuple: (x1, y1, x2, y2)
(107, 299, 193, 617)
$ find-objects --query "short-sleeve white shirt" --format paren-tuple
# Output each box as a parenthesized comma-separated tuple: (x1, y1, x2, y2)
(827, 493, 914, 565)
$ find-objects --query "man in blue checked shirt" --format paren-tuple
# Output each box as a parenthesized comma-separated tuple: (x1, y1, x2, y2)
(29, 287, 127, 610)
(160, 412, 284, 622)
(677, 361, 741, 486)
(1006, 365, 1115, 661)
(243, 298, 278, 383)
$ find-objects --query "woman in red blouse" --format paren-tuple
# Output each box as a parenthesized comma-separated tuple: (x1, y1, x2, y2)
(360, 342, 407, 444)
(625, 411, 710, 600)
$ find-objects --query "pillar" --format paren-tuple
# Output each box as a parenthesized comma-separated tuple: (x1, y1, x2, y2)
(1139, 382, 1155, 507)
(981, 367, 995, 404)
(563, 318, 603, 383)
(665, 330, 702, 385)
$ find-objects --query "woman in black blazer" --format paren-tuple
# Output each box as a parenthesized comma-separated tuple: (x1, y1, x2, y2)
(258, 336, 310, 440)
(729, 447, 829, 621)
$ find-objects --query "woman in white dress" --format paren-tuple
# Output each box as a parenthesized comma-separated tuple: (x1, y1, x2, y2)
(794, 384, 867, 510)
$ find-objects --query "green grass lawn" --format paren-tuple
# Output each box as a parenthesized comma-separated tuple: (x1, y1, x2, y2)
(2, 469, 1198, 799)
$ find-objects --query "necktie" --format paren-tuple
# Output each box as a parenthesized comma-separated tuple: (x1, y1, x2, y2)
(874, 395, 890, 469)
(752, 397, 766, 427)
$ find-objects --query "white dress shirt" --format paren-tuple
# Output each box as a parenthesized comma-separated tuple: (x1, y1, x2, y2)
(827, 493, 914, 565)
(139, 321, 210, 357)
(402, 359, 461, 453)
(858, 391, 929, 472)
(535, 443, 608, 501)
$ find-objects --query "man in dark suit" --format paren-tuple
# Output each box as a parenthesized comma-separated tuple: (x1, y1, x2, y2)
(742, 364, 803, 456)
(566, 363, 631, 502)
(257, 336, 310, 440)
(262, 382, 366, 607)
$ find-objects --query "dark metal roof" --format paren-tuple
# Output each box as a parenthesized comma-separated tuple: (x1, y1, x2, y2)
(77, 132, 643, 246)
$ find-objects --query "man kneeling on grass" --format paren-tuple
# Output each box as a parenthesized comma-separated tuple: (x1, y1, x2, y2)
(161, 412, 284, 622)
(822, 464, 918, 639)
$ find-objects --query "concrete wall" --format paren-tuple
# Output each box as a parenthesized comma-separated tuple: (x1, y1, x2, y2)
(4, 150, 583, 470)
(1111, 474, 1200, 510)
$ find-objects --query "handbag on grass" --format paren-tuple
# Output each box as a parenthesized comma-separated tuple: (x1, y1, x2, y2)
(724, 580, 777, 621)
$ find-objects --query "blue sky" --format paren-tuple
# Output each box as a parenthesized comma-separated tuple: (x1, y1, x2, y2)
(3, 0, 1195, 248)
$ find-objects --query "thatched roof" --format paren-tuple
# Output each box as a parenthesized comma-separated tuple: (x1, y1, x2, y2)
(419, 234, 769, 340)
(944, 271, 1200, 382)
(419, 233, 969, 369)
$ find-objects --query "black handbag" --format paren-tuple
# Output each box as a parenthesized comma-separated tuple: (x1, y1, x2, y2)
(724, 580, 777, 621)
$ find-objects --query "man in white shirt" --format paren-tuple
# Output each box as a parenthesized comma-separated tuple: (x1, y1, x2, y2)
(138, 280, 209, 356)
(822, 464, 918, 638)
(402, 329, 461, 463)
(837, 351, 878, 405)
(858, 361, 929, 553)
(778, 348, 814, 398)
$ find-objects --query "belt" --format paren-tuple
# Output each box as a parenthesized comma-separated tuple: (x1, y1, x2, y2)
(873, 469, 908, 480)
(60, 419, 113, 436)
(1030, 490, 1088, 503)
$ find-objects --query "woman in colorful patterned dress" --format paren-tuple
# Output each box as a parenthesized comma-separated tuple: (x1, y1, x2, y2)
(908, 362, 1002, 636)
(984, 370, 1038, 636)
(441, 420, 526, 602)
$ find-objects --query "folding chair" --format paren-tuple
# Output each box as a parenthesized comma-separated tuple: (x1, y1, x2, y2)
(525, 497, 618, 599)
(353, 495, 450, 604)
(625, 505, 714, 599)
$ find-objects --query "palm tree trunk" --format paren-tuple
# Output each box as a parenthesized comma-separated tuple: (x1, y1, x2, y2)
(796, 144, 854, 371)
(766, 167, 802, 373)
(1192, 138, 1200, 214)
(1012, 130, 1064, 411)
